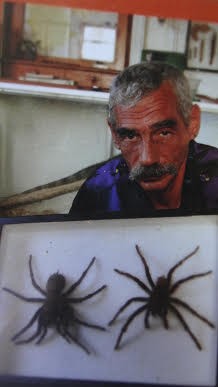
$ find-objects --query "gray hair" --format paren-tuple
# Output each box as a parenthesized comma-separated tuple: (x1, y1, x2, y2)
(108, 62, 192, 128)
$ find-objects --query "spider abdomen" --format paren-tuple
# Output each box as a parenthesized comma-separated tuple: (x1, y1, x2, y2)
(42, 296, 73, 325)
(150, 276, 170, 317)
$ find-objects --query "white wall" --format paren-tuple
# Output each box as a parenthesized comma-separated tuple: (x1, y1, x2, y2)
(0, 95, 111, 203)
(197, 110, 218, 146)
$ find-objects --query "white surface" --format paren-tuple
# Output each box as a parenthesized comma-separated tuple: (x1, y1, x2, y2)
(129, 15, 146, 66)
(144, 17, 188, 53)
(0, 96, 111, 200)
(0, 216, 217, 385)
(0, 82, 218, 113)
(0, 82, 109, 104)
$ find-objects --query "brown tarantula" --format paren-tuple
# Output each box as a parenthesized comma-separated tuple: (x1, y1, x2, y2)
(3, 255, 107, 354)
(109, 245, 214, 351)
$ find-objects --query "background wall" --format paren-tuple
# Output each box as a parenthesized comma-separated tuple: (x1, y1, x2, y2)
(0, 95, 110, 213)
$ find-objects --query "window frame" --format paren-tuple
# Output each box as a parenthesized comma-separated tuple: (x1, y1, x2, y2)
(1, 2, 132, 91)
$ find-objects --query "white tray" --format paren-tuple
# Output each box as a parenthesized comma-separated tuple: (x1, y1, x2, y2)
(0, 215, 217, 386)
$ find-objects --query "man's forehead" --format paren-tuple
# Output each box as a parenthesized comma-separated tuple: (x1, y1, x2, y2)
(113, 82, 182, 127)
(115, 119, 178, 134)
(116, 82, 177, 110)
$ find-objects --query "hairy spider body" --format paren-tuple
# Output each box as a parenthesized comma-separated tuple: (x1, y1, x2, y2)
(3, 255, 107, 354)
(149, 276, 169, 318)
(109, 245, 215, 351)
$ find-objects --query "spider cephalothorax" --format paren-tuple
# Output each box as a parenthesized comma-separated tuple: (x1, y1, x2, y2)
(109, 245, 215, 350)
(3, 255, 107, 354)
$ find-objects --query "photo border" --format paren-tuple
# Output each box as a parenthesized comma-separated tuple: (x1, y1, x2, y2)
(0, 0, 218, 381)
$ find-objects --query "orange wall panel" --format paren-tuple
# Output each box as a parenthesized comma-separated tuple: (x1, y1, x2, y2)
(2, 0, 218, 23)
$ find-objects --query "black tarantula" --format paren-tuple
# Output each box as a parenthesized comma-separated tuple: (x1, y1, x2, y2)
(109, 245, 215, 351)
(3, 255, 107, 354)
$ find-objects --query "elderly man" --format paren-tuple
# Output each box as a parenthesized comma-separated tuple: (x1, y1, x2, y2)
(69, 62, 218, 217)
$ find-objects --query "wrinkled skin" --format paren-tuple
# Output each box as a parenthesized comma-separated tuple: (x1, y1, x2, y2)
(109, 81, 200, 209)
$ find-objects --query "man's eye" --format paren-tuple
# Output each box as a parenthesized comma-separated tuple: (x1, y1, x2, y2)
(160, 130, 172, 137)
(126, 132, 136, 139)
(117, 129, 137, 140)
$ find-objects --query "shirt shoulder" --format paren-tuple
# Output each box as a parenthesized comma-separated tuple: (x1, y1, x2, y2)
(69, 155, 128, 215)
(193, 141, 218, 208)
(193, 142, 218, 180)
(84, 155, 128, 191)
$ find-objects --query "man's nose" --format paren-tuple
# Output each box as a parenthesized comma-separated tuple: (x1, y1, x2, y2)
(139, 138, 158, 166)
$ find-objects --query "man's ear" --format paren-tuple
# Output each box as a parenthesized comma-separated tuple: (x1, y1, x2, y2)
(188, 104, 201, 140)
(108, 120, 120, 149)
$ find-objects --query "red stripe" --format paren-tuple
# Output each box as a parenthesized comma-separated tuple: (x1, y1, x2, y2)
(2, 0, 218, 23)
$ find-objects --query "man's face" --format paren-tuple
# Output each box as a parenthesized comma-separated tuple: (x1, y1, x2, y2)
(110, 81, 200, 193)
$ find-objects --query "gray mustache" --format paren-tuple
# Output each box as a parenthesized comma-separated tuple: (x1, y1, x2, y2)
(129, 163, 178, 181)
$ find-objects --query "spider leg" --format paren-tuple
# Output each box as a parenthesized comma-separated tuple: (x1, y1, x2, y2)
(74, 316, 106, 331)
(11, 307, 42, 341)
(169, 304, 202, 350)
(2, 287, 44, 303)
(13, 321, 43, 345)
(170, 271, 212, 294)
(135, 245, 155, 288)
(56, 323, 71, 344)
(162, 314, 169, 329)
(170, 297, 215, 328)
(61, 327, 91, 355)
(63, 257, 96, 296)
(67, 284, 107, 303)
(167, 246, 199, 283)
(108, 297, 148, 326)
(144, 306, 169, 329)
(29, 255, 46, 296)
(114, 269, 151, 294)
(36, 326, 48, 344)
(144, 308, 151, 328)
(114, 304, 148, 350)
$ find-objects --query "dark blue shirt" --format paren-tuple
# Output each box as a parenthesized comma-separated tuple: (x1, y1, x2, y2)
(69, 141, 218, 217)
